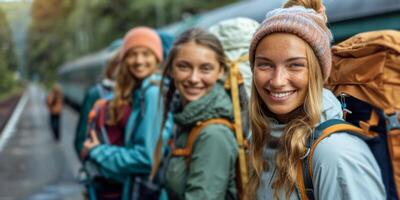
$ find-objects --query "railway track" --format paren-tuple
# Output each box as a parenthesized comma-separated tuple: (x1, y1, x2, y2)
(0, 93, 22, 133)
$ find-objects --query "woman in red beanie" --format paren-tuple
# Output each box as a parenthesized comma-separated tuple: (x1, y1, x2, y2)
(81, 26, 173, 200)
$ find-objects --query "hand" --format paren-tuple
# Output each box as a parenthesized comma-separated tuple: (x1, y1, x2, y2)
(80, 130, 100, 159)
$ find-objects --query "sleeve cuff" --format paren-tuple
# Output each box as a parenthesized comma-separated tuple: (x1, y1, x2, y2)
(88, 144, 105, 159)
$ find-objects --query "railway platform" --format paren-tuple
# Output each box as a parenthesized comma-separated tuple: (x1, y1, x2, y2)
(0, 84, 84, 200)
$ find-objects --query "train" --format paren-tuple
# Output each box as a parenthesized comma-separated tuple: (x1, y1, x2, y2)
(58, 0, 400, 109)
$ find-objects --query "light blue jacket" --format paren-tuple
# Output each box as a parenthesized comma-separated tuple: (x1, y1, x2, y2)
(257, 89, 386, 200)
(88, 74, 173, 199)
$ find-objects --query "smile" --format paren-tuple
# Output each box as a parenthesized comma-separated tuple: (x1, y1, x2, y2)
(183, 85, 204, 95)
(268, 90, 296, 101)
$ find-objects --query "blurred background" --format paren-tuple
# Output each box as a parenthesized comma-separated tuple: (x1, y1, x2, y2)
(0, 0, 399, 199)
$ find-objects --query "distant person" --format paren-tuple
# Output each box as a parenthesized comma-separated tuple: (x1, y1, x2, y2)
(46, 84, 63, 141)
(74, 52, 119, 158)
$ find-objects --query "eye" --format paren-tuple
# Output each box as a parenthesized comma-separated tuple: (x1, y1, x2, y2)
(255, 61, 273, 69)
(142, 51, 150, 57)
(128, 51, 137, 58)
(200, 64, 214, 73)
(289, 62, 306, 69)
(175, 63, 190, 71)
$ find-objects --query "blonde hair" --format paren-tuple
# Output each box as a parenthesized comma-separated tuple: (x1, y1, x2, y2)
(246, 43, 324, 199)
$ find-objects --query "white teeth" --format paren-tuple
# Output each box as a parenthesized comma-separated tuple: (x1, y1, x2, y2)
(270, 91, 294, 98)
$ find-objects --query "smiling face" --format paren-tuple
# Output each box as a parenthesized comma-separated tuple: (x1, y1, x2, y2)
(123, 46, 159, 80)
(253, 33, 309, 121)
(171, 42, 224, 105)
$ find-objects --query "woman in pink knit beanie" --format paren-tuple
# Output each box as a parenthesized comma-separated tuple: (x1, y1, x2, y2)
(246, 1, 385, 200)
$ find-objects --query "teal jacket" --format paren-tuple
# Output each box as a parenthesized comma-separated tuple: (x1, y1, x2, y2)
(164, 83, 238, 200)
(88, 74, 173, 199)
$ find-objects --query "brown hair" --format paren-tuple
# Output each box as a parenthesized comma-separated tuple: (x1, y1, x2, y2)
(160, 28, 227, 124)
(246, 41, 324, 200)
(104, 53, 120, 80)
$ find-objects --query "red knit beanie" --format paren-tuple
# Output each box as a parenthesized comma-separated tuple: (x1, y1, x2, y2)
(120, 26, 163, 62)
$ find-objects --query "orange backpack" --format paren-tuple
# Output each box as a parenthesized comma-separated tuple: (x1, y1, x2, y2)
(297, 30, 400, 199)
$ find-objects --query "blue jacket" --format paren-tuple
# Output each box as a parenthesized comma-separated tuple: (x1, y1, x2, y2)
(88, 74, 173, 199)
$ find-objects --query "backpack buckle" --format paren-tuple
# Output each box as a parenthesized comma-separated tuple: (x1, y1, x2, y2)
(383, 112, 400, 131)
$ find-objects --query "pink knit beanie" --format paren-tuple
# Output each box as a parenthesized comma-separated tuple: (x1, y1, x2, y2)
(120, 26, 163, 62)
(249, 6, 333, 81)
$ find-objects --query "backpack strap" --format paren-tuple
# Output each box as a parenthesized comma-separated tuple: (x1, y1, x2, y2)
(88, 99, 107, 123)
(383, 111, 400, 198)
(171, 118, 234, 157)
(297, 119, 375, 200)
(171, 118, 249, 199)
(87, 99, 111, 144)
(97, 101, 111, 144)
(224, 55, 247, 90)
(225, 54, 250, 197)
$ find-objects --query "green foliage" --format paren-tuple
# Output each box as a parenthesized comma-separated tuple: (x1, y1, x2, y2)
(26, 0, 238, 84)
(0, 8, 19, 95)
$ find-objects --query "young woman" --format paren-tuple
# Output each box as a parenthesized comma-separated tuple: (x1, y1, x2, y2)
(246, 4, 385, 200)
(81, 26, 172, 200)
(161, 28, 238, 200)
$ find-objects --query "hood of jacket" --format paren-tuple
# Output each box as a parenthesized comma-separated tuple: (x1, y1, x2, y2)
(320, 88, 343, 122)
(173, 82, 233, 128)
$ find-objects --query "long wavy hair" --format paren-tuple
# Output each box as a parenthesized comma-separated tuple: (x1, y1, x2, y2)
(246, 42, 324, 199)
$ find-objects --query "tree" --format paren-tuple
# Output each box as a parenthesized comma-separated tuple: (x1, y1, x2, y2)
(26, 0, 74, 85)
(0, 8, 19, 93)
(26, 0, 238, 85)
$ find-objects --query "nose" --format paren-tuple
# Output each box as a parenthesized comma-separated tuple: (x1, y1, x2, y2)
(269, 66, 288, 89)
(136, 54, 145, 65)
(188, 69, 200, 84)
